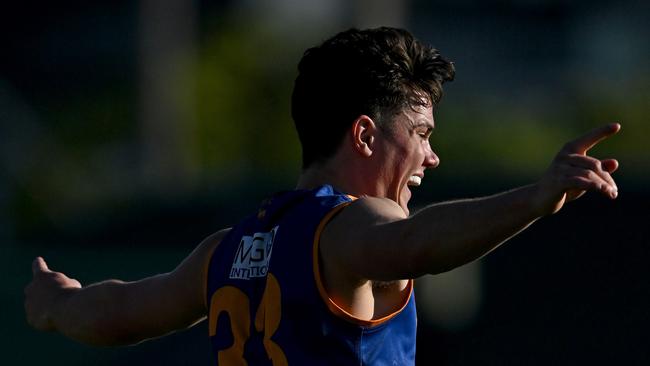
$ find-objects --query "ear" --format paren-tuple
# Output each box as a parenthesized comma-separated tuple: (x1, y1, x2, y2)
(351, 115, 377, 157)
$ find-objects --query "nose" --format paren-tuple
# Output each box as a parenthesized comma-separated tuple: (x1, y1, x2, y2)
(423, 144, 439, 168)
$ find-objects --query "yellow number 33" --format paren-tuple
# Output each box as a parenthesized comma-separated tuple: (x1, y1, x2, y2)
(209, 273, 288, 365)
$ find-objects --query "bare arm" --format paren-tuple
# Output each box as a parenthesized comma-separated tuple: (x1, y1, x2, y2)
(322, 123, 621, 281)
(24, 228, 230, 346)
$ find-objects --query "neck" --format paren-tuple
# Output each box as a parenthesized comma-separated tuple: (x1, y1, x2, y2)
(296, 159, 365, 197)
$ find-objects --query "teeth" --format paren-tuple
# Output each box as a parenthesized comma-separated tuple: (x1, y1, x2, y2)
(408, 176, 422, 186)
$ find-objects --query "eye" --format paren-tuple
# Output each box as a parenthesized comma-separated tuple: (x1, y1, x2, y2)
(417, 127, 432, 139)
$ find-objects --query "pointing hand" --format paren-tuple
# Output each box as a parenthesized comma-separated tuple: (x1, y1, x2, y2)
(533, 123, 620, 215)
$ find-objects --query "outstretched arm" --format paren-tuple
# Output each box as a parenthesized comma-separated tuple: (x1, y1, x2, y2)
(24, 228, 229, 346)
(322, 124, 621, 281)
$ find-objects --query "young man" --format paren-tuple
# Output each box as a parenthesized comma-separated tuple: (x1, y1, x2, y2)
(25, 27, 620, 365)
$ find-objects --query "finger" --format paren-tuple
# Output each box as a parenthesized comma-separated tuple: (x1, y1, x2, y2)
(564, 176, 594, 193)
(601, 159, 619, 173)
(561, 154, 618, 192)
(32, 257, 50, 276)
(562, 167, 617, 199)
(562, 123, 621, 155)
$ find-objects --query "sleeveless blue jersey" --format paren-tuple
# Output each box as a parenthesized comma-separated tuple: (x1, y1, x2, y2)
(206, 185, 416, 365)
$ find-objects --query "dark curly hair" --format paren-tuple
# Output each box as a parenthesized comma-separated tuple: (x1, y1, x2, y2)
(291, 27, 455, 169)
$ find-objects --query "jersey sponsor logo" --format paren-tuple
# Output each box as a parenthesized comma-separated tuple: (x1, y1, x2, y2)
(229, 226, 278, 280)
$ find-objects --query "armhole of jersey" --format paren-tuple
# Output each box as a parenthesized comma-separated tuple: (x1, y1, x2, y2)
(312, 198, 414, 328)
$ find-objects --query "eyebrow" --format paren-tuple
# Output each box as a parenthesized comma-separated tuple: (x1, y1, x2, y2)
(412, 120, 434, 129)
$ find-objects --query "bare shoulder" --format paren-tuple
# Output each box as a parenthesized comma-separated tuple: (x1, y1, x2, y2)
(193, 227, 232, 278)
(319, 197, 412, 313)
(197, 228, 232, 255)
(329, 196, 406, 232)
(177, 227, 232, 273)
(166, 228, 232, 311)
(320, 197, 406, 277)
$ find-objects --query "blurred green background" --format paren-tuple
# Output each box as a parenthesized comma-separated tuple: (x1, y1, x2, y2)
(2, 0, 648, 364)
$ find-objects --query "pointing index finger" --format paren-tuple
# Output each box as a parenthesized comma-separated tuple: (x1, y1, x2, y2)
(563, 123, 621, 155)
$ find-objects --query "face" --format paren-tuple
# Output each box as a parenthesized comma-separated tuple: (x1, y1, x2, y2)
(372, 104, 439, 215)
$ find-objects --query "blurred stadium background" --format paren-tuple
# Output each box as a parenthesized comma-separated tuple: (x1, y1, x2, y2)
(2, 0, 648, 364)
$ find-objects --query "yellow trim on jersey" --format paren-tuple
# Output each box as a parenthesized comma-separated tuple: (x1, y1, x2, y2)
(312, 198, 414, 327)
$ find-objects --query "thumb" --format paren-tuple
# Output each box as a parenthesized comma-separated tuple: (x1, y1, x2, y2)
(32, 257, 50, 276)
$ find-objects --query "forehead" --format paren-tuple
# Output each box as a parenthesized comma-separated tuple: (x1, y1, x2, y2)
(390, 104, 434, 130)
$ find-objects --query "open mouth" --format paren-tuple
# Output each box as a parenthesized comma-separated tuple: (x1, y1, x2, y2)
(407, 175, 422, 186)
